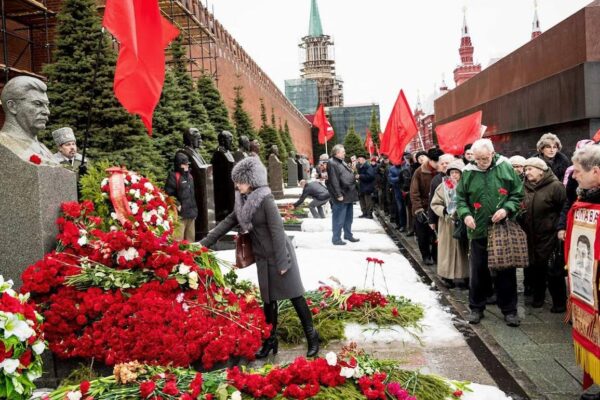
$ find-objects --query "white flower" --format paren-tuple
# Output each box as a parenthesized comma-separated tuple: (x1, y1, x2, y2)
(130, 175, 140, 184)
(129, 189, 136, 196)
(182, 303, 190, 312)
(117, 247, 139, 261)
(325, 352, 337, 366)
(144, 193, 154, 203)
(0, 358, 20, 374)
(157, 206, 166, 215)
(110, 212, 118, 220)
(130, 203, 139, 215)
(161, 221, 171, 231)
(133, 189, 141, 199)
(231, 391, 242, 400)
(101, 178, 109, 187)
(32, 341, 46, 355)
(340, 367, 355, 378)
(188, 271, 199, 290)
(66, 390, 82, 400)
(178, 264, 191, 275)
(0, 275, 13, 293)
(27, 369, 42, 381)
(176, 293, 185, 303)
(1, 313, 35, 341)
(144, 182, 154, 191)
(353, 367, 364, 379)
(77, 236, 88, 247)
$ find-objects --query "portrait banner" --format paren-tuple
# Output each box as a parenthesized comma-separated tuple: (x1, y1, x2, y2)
(565, 202, 600, 383)
(107, 167, 132, 224)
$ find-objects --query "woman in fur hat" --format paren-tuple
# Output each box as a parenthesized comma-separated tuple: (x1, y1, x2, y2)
(200, 156, 319, 358)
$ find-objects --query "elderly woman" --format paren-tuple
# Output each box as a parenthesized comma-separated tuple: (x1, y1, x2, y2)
(430, 159, 469, 288)
(509, 155, 526, 179)
(201, 157, 319, 358)
(536, 133, 571, 182)
(521, 158, 567, 310)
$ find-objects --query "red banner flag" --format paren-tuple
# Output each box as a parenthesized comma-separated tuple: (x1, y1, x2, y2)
(593, 128, 600, 143)
(380, 90, 418, 164)
(436, 111, 485, 156)
(103, 0, 179, 135)
(313, 104, 335, 144)
(364, 129, 375, 155)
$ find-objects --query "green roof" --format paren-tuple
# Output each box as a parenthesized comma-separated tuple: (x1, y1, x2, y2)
(308, 0, 324, 37)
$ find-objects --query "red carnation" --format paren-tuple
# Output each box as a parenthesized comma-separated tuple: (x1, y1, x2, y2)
(140, 380, 156, 397)
(453, 389, 463, 397)
(473, 202, 482, 210)
(311, 307, 320, 315)
(29, 154, 42, 165)
(392, 307, 399, 317)
(19, 349, 32, 367)
(80, 380, 91, 395)
(498, 188, 508, 196)
(163, 380, 179, 396)
(444, 179, 455, 189)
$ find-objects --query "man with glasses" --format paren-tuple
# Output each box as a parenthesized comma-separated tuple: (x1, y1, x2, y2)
(456, 139, 524, 327)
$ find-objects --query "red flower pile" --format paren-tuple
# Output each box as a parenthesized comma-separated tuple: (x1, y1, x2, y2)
(21, 170, 269, 369)
(228, 356, 346, 399)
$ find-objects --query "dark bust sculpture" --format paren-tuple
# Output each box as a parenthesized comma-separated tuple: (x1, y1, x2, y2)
(249, 139, 261, 157)
(212, 131, 236, 221)
(270, 144, 279, 159)
(218, 130, 234, 152)
(0, 76, 56, 164)
(233, 135, 250, 163)
(183, 127, 207, 166)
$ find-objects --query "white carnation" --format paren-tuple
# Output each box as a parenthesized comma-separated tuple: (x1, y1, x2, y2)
(231, 391, 242, 400)
(0, 358, 19, 374)
(144, 182, 154, 191)
(66, 390, 82, 400)
(77, 236, 88, 247)
(130, 202, 139, 215)
(117, 247, 139, 261)
(188, 271, 199, 289)
(339, 367, 355, 378)
(32, 341, 46, 355)
(178, 264, 191, 275)
(325, 352, 337, 366)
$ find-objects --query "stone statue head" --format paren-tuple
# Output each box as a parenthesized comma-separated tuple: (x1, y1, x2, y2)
(184, 127, 203, 149)
(270, 145, 279, 157)
(0, 76, 49, 139)
(218, 130, 234, 151)
(239, 135, 250, 152)
(289, 151, 296, 159)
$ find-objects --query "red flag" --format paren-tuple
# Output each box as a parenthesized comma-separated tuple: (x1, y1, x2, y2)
(436, 111, 485, 156)
(380, 90, 418, 164)
(103, 0, 179, 135)
(313, 104, 335, 144)
(593, 128, 600, 143)
(364, 129, 375, 155)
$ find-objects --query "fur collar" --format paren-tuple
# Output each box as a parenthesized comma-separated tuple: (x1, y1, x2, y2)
(235, 186, 272, 232)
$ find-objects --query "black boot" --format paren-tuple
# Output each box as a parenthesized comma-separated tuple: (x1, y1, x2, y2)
(291, 296, 319, 357)
(256, 302, 278, 359)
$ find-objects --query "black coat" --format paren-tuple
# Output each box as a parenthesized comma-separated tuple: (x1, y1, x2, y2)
(537, 152, 571, 182)
(427, 173, 444, 225)
(326, 156, 359, 203)
(293, 181, 330, 207)
(357, 162, 376, 194)
(165, 169, 198, 219)
(201, 194, 304, 303)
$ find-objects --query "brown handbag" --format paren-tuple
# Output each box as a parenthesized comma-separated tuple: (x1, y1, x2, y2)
(235, 233, 255, 268)
(487, 219, 529, 270)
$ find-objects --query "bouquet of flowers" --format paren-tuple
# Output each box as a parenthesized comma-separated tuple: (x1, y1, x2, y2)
(0, 276, 45, 400)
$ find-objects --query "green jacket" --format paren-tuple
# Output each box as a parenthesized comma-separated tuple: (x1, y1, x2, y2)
(456, 154, 524, 239)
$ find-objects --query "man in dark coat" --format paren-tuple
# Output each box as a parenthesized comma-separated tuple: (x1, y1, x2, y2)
(165, 153, 198, 241)
(357, 155, 376, 218)
(388, 159, 411, 231)
(326, 144, 360, 245)
(410, 148, 442, 265)
(294, 180, 330, 218)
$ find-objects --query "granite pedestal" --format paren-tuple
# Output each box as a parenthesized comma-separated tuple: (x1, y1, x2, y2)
(268, 153, 284, 199)
(287, 158, 298, 187)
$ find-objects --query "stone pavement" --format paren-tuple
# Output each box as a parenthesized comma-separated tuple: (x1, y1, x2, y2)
(382, 213, 600, 400)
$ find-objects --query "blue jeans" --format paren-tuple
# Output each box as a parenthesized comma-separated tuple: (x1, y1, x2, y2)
(393, 188, 407, 229)
(331, 202, 354, 242)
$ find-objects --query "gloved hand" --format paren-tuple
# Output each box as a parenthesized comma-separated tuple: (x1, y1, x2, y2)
(416, 210, 428, 224)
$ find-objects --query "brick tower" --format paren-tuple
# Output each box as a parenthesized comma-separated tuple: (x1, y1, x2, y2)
(299, 0, 343, 108)
(453, 8, 481, 86)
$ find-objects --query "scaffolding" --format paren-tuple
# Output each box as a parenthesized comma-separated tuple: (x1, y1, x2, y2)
(0, 0, 55, 83)
(157, 0, 218, 82)
(299, 34, 343, 108)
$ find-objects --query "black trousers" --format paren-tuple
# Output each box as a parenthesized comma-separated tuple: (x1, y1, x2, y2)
(530, 259, 567, 306)
(414, 218, 436, 261)
(469, 238, 517, 315)
(359, 192, 373, 216)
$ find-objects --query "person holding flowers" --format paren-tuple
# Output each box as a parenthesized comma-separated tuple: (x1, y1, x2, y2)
(201, 156, 319, 358)
(456, 139, 524, 327)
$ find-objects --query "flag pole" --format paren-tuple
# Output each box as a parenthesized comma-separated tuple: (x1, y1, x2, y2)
(324, 136, 328, 155)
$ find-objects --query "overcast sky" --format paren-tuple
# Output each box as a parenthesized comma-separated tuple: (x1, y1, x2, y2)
(211, 0, 592, 125)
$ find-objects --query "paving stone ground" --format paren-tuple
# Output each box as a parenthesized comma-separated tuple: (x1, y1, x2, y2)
(387, 213, 600, 400)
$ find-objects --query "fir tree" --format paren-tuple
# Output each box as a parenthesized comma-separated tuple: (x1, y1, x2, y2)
(170, 36, 217, 159)
(369, 105, 381, 147)
(343, 122, 364, 161)
(197, 73, 236, 143)
(232, 85, 256, 141)
(282, 121, 296, 154)
(152, 68, 191, 181)
(42, 0, 164, 179)
(271, 109, 288, 163)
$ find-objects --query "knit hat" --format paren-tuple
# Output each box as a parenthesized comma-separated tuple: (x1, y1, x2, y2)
(52, 127, 76, 146)
(231, 155, 268, 187)
(523, 157, 548, 171)
(415, 151, 428, 161)
(446, 159, 465, 173)
(427, 148, 444, 162)
(319, 153, 329, 161)
(509, 155, 526, 167)
(370, 157, 378, 162)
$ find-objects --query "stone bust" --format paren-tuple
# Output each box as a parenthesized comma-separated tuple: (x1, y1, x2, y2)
(270, 145, 279, 158)
(218, 130, 234, 152)
(249, 139, 260, 157)
(289, 150, 296, 160)
(183, 127, 207, 166)
(0, 76, 56, 164)
(239, 135, 250, 152)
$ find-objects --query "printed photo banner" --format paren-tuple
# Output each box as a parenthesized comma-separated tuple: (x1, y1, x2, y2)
(565, 202, 600, 383)
(106, 166, 132, 224)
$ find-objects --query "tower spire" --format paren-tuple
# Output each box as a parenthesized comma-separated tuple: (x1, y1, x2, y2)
(531, 0, 542, 39)
(308, 0, 324, 37)
(462, 6, 469, 37)
(453, 7, 481, 86)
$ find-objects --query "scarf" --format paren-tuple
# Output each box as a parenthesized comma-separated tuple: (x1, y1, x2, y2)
(234, 185, 272, 233)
